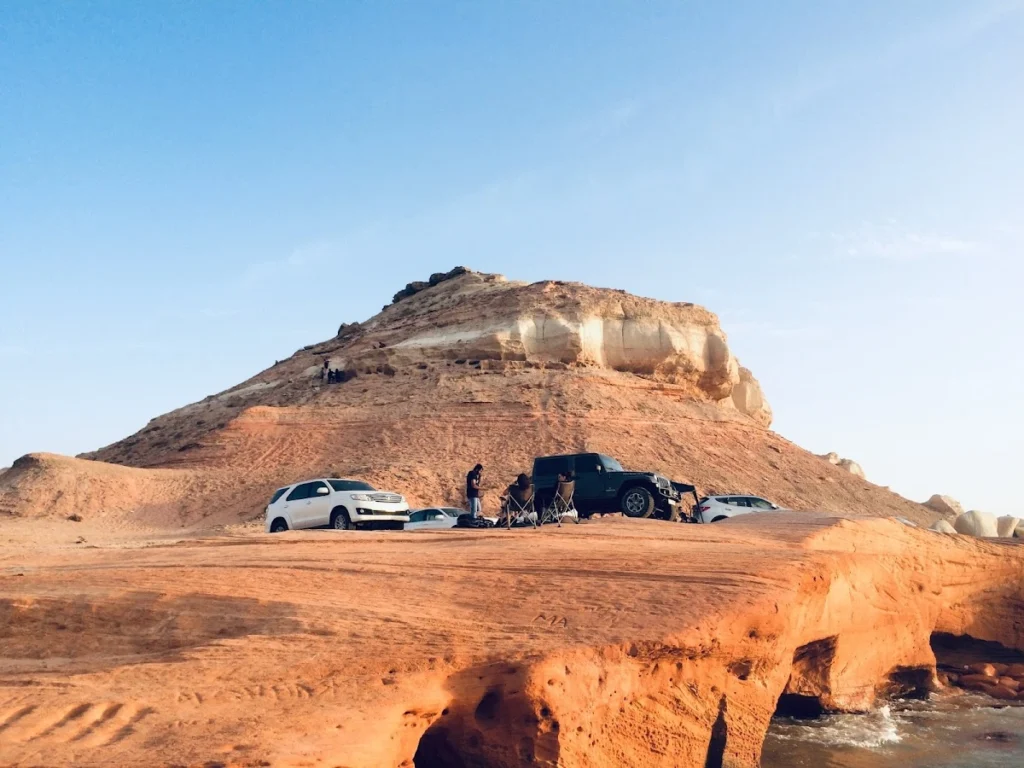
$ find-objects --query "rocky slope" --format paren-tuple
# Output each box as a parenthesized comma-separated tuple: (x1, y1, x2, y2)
(0, 269, 936, 526)
(1, 517, 1022, 767)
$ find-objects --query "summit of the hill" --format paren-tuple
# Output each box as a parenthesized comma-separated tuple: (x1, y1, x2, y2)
(301, 268, 772, 426)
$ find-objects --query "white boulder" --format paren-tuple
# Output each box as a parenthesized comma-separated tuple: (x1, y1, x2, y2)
(996, 516, 1021, 538)
(952, 510, 999, 538)
(820, 452, 866, 480)
(929, 519, 957, 534)
(838, 458, 865, 479)
(924, 495, 964, 519)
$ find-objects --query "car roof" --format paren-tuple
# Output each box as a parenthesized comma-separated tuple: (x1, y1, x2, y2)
(534, 452, 607, 460)
(275, 477, 373, 489)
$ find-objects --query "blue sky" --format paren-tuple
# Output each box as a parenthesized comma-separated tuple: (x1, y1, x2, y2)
(2, 1, 1022, 515)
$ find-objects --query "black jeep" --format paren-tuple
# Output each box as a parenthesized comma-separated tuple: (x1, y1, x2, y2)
(531, 453, 694, 521)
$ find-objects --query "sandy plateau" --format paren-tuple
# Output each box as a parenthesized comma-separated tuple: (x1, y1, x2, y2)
(1, 517, 1023, 768)
(2, 270, 1023, 767)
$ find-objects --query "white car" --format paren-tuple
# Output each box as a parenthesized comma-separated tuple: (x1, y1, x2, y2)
(405, 507, 499, 530)
(695, 495, 782, 523)
(264, 478, 409, 532)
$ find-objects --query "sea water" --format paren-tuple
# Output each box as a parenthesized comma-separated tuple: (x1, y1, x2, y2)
(761, 692, 1024, 768)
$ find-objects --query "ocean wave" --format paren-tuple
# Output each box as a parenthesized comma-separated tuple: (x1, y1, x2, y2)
(772, 705, 902, 749)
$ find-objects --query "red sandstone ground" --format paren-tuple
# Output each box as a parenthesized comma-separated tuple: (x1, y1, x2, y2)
(1, 516, 1022, 768)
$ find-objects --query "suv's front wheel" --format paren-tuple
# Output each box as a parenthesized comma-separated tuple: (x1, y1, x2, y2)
(331, 509, 353, 530)
(620, 486, 655, 518)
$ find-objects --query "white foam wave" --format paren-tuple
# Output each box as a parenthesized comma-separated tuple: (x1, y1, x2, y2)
(774, 705, 903, 749)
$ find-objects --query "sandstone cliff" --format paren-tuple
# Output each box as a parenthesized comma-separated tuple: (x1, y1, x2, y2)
(335, 271, 770, 418)
(1, 516, 1022, 768)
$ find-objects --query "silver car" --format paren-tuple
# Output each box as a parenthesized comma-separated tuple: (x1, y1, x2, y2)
(695, 495, 782, 523)
(405, 507, 499, 530)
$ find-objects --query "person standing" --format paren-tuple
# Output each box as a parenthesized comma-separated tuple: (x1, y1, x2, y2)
(466, 463, 483, 518)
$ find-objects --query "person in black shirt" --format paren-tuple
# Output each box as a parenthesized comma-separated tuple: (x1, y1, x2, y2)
(466, 464, 483, 518)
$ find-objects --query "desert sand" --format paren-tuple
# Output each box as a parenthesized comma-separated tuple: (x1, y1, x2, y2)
(2, 515, 1023, 768)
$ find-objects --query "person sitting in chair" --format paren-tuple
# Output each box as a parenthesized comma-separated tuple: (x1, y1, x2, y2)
(501, 473, 530, 501)
(546, 472, 576, 525)
(499, 473, 533, 526)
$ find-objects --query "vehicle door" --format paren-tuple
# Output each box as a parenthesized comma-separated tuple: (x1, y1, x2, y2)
(746, 497, 776, 512)
(405, 510, 429, 530)
(305, 481, 332, 526)
(572, 454, 606, 507)
(423, 509, 455, 529)
(727, 497, 752, 516)
(282, 482, 312, 527)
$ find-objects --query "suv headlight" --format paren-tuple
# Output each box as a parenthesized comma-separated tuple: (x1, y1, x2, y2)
(349, 493, 371, 501)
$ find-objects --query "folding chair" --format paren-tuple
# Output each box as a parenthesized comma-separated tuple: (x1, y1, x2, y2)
(540, 480, 579, 527)
(499, 483, 537, 529)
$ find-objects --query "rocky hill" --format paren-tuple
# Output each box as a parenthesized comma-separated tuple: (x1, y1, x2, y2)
(0, 269, 936, 526)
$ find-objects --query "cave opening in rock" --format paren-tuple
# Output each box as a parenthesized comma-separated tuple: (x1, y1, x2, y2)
(931, 632, 1024, 671)
(773, 636, 837, 720)
(879, 666, 933, 700)
(413, 722, 471, 768)
(773, 693, 825, 719)
(474, 689, 503, 723)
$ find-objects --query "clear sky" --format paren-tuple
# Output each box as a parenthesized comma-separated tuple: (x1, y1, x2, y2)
(2, 1, 1022, 515)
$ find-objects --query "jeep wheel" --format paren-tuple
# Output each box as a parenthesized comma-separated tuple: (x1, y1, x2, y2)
(620, 486, 655, 518)
(270, 518, 288, 533)
(331, 510, 352, 530)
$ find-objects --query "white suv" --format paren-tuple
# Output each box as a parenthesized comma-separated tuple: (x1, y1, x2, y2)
(695, 495, 781, 523)
(264, 478, 409, 532)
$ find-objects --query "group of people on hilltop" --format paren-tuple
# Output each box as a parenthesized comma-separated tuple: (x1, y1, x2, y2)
(321, 359, 348, 385)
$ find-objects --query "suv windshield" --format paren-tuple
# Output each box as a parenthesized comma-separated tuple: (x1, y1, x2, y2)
(600, 455, 624, 472)
(269, 488, 288, 504)
(329, 480, 375, 492)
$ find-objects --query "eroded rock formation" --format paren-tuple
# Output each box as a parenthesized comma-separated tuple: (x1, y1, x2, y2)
(925, 494, 964, 519)
(2, 516, 1020, 768)
(375, 271, 761, 410)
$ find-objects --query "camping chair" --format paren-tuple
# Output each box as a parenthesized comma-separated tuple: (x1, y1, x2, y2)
(500, 483, 536, 529)
(540, 480, 579, 527)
